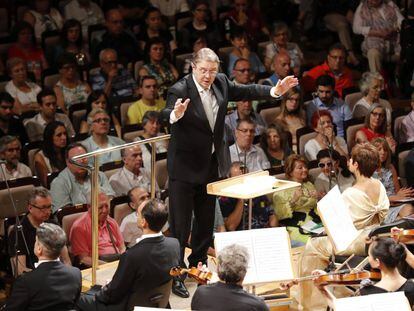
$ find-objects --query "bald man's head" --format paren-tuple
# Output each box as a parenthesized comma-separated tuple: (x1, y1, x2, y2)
(273, 52, 291, 79)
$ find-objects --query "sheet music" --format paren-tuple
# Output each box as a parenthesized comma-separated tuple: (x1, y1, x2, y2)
(334, 292, 410, 311)
(214, 228, 294, 285)
(317, 186, 359, 253)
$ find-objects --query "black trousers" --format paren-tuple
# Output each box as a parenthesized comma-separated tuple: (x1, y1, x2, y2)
(169, 153, 218, 267)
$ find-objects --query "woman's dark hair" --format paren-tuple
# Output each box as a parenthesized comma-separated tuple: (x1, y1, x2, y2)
(191, 0, 209, 11)
(11, 21, 36, 46)
(60, 19, 83, 49)
(260, 123, 291, 158)
(86, 90, 110, 116)
(56, 52, 78, 70)
(42, 121, 67, 171)
(230, 26, 248, 41)
(316, 149, 352, 178)
(143, 6, 161, 21)
(144, 37, 167, 62)
(370, 237, 406, 269)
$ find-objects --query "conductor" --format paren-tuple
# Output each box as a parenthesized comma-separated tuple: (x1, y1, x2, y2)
(162, 48, 298, 297)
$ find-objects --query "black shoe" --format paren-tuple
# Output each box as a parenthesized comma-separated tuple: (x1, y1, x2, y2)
(172, 278, 189, 298)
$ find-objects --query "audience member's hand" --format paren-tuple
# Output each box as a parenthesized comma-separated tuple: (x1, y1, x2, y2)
(173, 98, 190, 119)
(274, 76, 299, 97)
(108, 67, 118, 80)
(292, 188, 303, 204)
(397, 187, 414, 198)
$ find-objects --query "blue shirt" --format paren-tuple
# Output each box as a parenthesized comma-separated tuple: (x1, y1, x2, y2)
(90, 68, 137, 98)
(306, 97, 352, 137)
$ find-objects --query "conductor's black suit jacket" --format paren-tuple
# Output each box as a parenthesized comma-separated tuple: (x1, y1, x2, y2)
(5, 261, 82, 311)
(162, 73, 273, 183)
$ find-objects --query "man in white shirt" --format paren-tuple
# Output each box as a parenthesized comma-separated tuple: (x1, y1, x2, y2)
(24, 88, 75, 142)
(120, 187, 150, 248)
(64, 0, 104, 35)
(0, 136, 32, 181)
(229, 119, 270, 173)
(109, 145, 159, 196)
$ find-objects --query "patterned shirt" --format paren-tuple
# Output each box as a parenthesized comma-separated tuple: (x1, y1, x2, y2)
(90, 68, 137, 98)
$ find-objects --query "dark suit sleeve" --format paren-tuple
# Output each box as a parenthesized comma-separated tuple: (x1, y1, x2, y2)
(5, 275, 29, 310)
(96, 251, 137, 304)
(225, 75, 274, 102)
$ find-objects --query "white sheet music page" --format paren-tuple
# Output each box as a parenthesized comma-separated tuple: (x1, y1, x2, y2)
(334, 291, 410, 311)
(317, 186, 359, 253)
(214, 227, 294, 285)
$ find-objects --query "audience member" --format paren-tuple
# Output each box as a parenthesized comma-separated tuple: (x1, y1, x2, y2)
(260, 124, 292, 167)
(314, 149, 354, 196)
(229, 119, 270, 173)
(109, 145, 157, 196)
(120, 187, 149, 248)
(275, 88, 306, 150)
(353, 72, 392, 128)
(63, 0, 104, 36)
(219, 162, 277, 231)
(24, 88, 75, 142)
(180, 1, 220, 51)
(5, 58, 41, 115)
(82, 109, 125, 165)
(306, 75, 352, 137)
(127, 76, 166, 125)
(299, 143, 389, 311)
(8, 22, 48, 83)
(353, 0, 404, 73)
(150, 0, 189, 19)
(6, 223, 81, 310)
(50, 143, 115, 212)
(225, 100, 266, 140)
(272, 154, 320, 246)
(34, 121, 68, 187)
(8, 188, 71, 275)
(401, 93, 414, 143)
(133, 111, 168, 172)
(70, 192, 125, 267)
(0, 136, 32, 181)
(304, 110, 348, 161)
(137, 7, 177, 52)
(139, 37, 179, 98)
(192, 244, 269, 310)
(22, 0, 64, 41)
(224, 0, 269, 41)
(54, 53, 91, 113)
(262, 52, 292, 87)
(91, 49, 137, 99)
(0, 92, 28, 144)
(371, 138, 414, 222)
(94, 8, 141, 67)
(79, 91, 121, 136)
(355, 103, 396, 153)
(264, 22, 303, 75)
(302, 43, 354, 98)
(227, 28, 265, 78)
(77, 198, 180, 310)
(181, 35, 208, 75)
(53, 19, 90, 69)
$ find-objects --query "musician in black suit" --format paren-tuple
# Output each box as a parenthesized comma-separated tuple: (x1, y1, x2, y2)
(77, 198, 180, 311)
(5, 223, 82, 311)
(161, 47, 298, 297)
(192, 244, 269, 311)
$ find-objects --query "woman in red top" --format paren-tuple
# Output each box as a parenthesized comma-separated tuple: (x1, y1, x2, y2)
(8, 21, 48, 83)
(355, 103, 396, 153)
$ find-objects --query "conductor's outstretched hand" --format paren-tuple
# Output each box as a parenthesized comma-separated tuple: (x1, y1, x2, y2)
(274, 75, 299, 97)
(173, 98, 190, 119)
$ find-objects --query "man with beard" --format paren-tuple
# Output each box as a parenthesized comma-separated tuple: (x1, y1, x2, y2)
(0, 92, 28, 144)
(0, 135, 31, 181)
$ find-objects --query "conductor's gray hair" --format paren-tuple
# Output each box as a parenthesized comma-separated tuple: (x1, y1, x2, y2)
(192, 48, 220, 65)
(217, 244, 249, 284)
(359, 71, 384, 95)
(99, 48, 117, 62)
(36, 223, 67, 259)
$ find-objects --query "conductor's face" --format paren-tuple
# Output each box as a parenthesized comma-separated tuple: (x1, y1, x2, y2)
(192, 60, 219, 90)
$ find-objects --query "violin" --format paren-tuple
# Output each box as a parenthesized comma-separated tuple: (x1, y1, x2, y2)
(313, 270, 381, 286)
(170, 266, 213, 285)
(392, 229, 414, 244)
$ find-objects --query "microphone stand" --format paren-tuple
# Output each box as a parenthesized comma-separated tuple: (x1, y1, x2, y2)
(312, 93, 341, 193)
(0, 162, 32, 278)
